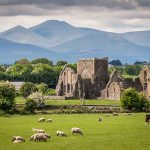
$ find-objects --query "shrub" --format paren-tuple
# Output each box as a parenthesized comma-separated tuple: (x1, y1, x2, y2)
(46, 88, 56, 96)
(28, 92, 45, 108)
(20, 82, 37, 98)
(0, 81, 16, 112)
(24, 99, 37, 113)
(121, 88, 149, 111)
(36, 83, 48, 94)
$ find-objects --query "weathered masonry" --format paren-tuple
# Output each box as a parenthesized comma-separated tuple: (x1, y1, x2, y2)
(56, 57, 150, 100)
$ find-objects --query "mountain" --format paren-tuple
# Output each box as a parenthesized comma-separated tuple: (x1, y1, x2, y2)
(0, 37, 57, 64)
(121, 30, 150, 47)
(0, 25, 51, 48)
(29, 20, 99, 47)
(0, 20, 150, 64)
(51, 33, 150, 63)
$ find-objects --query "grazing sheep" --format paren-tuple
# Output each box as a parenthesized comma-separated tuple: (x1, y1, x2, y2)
(47, 119, 52, 123)
(98, 116, 103, 122)
(112, 113, 119, 116)
(71, 127, 83, 135)
(13, 139, 24, 143)
(12, 136, 25, 142)
(30, 133, 47, 142)
(145, 114, 150, 125)
(123, 113, 132, 116)
(105, 114, 110, 117)
(56, 131, 67, 137)
(38, 117, 45, 122)
(32, 128, 45, 133)
(42, 133, 50, 139)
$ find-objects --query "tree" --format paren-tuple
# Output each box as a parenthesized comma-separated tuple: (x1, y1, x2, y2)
(15, 58, 30, 65)
(36, 83, 48, 94)
(56, 60, 68, 66)
(31, 58, 53, 66)
(24, 99, 37, 113)
(109, 60, 122, 66)
(121, 88, 149, 111)
(20, 82, 37, 98)
(28, 92, 45, 107)
(124, 65, 142, 76)
(46, 88, 56, 96)
(0, 81, 16, 112)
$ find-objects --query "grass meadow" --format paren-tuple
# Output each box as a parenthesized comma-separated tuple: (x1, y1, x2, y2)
(0, 113, 149, 150)
(15, 96, 120, 106)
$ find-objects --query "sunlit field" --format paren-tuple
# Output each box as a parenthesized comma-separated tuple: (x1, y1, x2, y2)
(0, 113, 149, 150)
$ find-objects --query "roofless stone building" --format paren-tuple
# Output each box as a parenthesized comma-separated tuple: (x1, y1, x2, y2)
(56, 57, 150, 100)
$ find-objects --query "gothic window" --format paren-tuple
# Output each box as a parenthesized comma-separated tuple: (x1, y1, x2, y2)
(144, 71, 147, 82)
(143, 83, 147, 91)
(99, 83, 102, 88)
(64, 85, 66, 92)
(67, 84, 70, 93)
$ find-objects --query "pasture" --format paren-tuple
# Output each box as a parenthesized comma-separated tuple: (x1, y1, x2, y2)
(15, 96, 120, 106)
(0, 113, 149, 150)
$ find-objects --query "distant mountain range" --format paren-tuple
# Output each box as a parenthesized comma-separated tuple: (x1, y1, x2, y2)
(0, 20, 149, 64)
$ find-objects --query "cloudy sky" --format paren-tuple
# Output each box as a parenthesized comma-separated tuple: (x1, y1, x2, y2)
(0, 0, 150, 33)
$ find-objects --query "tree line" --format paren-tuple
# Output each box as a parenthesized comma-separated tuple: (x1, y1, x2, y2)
(0, 58, 75, 88)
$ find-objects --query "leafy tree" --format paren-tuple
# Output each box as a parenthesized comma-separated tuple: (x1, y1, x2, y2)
(121, 88, 149, 111)
(46, 88, 56, 96)
(56, 60, 68, 66)
(134, 61, 147, 65)
(109, 60, 122, 66)
(0, 81, 16, 112)
(28, 92, 45, 107)
(31, 64, 57, 87)
(20, 82, 37, 98)
(36, 83, 48, 94)
(24, 99, 37, 113)
(124, 65, 142, 76)
(15, 58, 30, 65)
(31, 58, 53, 66)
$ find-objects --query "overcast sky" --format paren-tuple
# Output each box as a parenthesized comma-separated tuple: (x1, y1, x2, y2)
(0, 0, 150, 33)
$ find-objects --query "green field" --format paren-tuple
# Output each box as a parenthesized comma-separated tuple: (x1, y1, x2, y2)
(16, 96, 120, 106)
(0, 113, 149, 150)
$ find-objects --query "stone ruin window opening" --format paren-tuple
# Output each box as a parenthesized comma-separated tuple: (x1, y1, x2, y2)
(107, 90, 109, 98)
(67, 84, 70, 93)
(99, 83, 102, 88)
(144, 71, 147, 82)
(144, 83, 147, 91)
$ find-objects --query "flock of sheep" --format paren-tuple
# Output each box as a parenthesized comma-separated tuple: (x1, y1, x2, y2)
(12, 112, 150, 144)
(12, 117, 83, 143)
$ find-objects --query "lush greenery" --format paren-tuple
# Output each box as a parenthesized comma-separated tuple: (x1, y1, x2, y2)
(0, 113, 149, 150)
(109, 65, 143, 76)
(15, 96, 121, 106)
(0, 81, 16, 112)
(121, 88, 149, 111)
(0, 58, 76, 88)
(20, 82, 38, 98)
(24, 99, 37, 113)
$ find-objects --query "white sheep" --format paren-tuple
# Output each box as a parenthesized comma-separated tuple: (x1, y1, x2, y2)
(112, 113, 119, 116)
(38, 117, 45, 122)
(56, 131, 67, 137)
(42, 133, 50, 139)
(47, 119, 53, 123)
(32, 128, 45, 133)
(105, 113, 110, 117)
(30, 133, 47, 142)
(12, 136, 25, 142)
(13, 139, 24, 143)
(71, 127, 83, 135)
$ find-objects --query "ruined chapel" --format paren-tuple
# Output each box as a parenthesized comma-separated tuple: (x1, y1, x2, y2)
(56, 57, 150, 100)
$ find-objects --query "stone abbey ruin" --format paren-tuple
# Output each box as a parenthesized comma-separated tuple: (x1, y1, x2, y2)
(56, 57, 150, 100)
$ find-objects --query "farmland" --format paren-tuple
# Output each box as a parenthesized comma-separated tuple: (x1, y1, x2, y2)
(0, 113, 149, 150)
